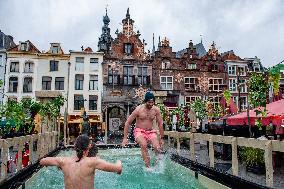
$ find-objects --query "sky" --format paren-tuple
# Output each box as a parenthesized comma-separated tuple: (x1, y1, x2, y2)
(0, 0, 283, 67)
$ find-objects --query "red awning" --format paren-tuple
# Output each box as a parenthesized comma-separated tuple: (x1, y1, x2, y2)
(227, 99, 284, 126)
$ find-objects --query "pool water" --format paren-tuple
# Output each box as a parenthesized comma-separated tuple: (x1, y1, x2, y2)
(26, 148, 207, 189)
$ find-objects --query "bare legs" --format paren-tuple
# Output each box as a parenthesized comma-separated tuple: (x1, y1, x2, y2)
(136, 136, 161, 167)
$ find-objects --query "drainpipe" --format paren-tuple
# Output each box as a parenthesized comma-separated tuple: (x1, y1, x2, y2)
(104, 108, 108, 144)
(66, 62, 71, 145)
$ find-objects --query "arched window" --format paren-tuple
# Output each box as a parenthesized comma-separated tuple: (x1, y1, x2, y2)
(23, 77, 33, 92)
(9, 77, 18, 92)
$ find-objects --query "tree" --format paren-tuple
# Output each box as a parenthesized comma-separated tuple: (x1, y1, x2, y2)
(247, 72, 269, 129)
(39, 95, 65, 132)
(190, 98, 207, 129)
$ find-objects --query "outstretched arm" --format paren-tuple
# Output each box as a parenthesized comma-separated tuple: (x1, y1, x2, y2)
(40, 157, 63, 168)
(93, 158, 122, 174)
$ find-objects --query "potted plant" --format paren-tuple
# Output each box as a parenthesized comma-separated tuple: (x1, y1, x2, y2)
(239, 146, 265, 174)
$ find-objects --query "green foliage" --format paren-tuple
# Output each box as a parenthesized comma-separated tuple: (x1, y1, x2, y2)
(39, 95, 66, 118)
(223, 89, 231, 105)
(269, 70, 281, 95)
(0, 95, 66, 135)
(239, 147, 264, 167)
(157, 103, 170, 124)
(212, 104, 223, 118)
(248, 72, 269, 129)
(171, 106, 185, 127)
(248, 72, 269, 108)
(190, 98, 207, 121)
(0, 100, 26, 132)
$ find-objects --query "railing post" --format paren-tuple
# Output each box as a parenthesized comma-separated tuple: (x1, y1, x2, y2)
(265, 140, 273, 188)
(231, 137, 238, 176)
(209, 135, 214, 168)
(0, 140, 8, 181)
(17, 137, 23, 172)
(28, 135, 33, 164)
(190, 133, 195, 161)
(52, 131, 56, 149)
(38, 133, 43, 158)
(167, 133, 171, 147)
(176, 132, 180, 155)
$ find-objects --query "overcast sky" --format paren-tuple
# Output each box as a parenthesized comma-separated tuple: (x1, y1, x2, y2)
(0, 0, 283, 67)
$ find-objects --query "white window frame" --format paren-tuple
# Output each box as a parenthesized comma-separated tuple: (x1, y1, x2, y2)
(239, 79, 247, 93)
(89, 75, 98, 90)
(187, 63, 196, 70)
(20, 42, 28, 51)
(238, 66, 246, 76)
(208, 78, 223, 92)
(75, 57, 84, 71)
(24, 62, 34, 73)
(51, 45, 59, 54)
(229, 78, 237, 92)
(161, 60, 170, 69)
(240, 96, 247, 111)
(90, 58, 99, 71)
(228, 65, 236, 75)
(184, 77, 197, 91)
(160, 76, 173, 90)
(10, 61, 19, 72)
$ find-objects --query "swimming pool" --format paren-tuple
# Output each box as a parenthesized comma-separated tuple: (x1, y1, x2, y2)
(25, 148, 207, 189)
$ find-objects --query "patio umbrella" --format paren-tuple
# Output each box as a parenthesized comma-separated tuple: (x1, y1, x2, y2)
(227, 99, 284, 126)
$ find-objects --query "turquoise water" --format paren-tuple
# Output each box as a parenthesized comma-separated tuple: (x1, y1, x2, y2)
(26, 148, 207, 189)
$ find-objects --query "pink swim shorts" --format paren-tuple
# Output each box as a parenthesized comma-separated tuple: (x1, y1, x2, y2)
(134, 127, 157, 141)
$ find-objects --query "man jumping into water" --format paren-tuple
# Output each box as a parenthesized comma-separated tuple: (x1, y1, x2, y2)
(40, 135, 122, 189)
(122, 91, 165, 168)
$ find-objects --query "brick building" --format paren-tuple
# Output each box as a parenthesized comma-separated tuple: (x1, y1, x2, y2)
(99, 8, 152, 142)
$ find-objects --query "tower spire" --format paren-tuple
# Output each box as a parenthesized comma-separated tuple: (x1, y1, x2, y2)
(152, 33, 155, 53)
(126, 7, 130, 19)
(98, 7, 113, 52)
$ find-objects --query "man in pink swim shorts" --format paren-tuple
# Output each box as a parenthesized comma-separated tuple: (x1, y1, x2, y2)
(122, 92, 165, 168)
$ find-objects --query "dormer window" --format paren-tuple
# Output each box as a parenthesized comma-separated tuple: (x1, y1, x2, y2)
(20, 42, 28, 51)
(187, 63, 196, 70)
(124, 43, 133, 54)
(51, 45, 59, 54)
(162, 60, 170, 69)
(254, 63, 260, 72)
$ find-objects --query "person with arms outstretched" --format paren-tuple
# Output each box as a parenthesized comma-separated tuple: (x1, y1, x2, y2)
(122, 92, 165, 168)
(40, 135, 122, 189)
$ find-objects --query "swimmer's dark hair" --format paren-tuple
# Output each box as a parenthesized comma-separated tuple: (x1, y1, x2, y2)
(88, 141, 98, 157)
(74, 134, 90, 162)
(144, 91, 155, 103)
